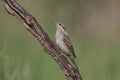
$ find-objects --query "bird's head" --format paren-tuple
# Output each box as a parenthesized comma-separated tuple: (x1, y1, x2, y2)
(54, 22, 66, 32)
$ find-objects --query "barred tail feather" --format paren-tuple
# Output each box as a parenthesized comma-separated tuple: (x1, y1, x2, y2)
(70, 56, 79, 70)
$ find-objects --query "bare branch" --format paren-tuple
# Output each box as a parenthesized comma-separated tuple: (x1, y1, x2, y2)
(0, 0, 82, 80)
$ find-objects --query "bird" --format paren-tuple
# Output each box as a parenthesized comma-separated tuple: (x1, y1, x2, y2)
(54, 22, 78, 69)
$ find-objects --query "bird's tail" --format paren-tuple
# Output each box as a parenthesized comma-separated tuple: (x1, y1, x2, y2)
(70, 56, 79, 70)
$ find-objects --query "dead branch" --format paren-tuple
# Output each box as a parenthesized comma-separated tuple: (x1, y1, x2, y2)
(0, 0, 82, 80)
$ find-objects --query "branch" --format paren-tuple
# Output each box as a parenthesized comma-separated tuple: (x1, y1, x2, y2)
(0, 0, 82, 80)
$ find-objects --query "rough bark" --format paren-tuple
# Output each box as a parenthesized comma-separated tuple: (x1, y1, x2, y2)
(0, 0, 82, 80)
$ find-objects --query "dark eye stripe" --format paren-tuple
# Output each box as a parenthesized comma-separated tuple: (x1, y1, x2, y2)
(58, 23, 61, 26)
(57, 22, 66, 31)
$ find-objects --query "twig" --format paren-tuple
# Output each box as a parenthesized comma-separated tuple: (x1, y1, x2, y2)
(0, 0, 82, 80)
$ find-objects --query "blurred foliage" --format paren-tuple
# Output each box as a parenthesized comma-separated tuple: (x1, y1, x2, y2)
(0, 0, 120, 80)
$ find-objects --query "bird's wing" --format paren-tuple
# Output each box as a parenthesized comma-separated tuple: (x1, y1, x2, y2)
(63, 34, 76, 58)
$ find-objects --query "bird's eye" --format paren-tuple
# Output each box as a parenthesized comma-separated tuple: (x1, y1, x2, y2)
(59, 23, 62, 26)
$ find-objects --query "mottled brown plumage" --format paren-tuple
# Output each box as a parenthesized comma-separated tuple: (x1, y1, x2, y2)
(63, 34, 76, 58)
(54, 22, 78, 69)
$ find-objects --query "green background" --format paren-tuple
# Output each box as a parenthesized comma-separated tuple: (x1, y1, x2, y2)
(0, 0, 120, 80)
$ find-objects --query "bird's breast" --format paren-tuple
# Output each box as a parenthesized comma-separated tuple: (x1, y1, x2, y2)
(56, 35, 70, 54)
